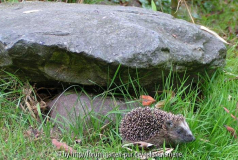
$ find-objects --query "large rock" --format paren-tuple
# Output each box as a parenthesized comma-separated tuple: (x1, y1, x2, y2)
(0, 2, 226, 90)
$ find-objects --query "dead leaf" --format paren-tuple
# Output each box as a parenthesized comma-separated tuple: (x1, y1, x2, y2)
(52, 139, 76, 155)
(20, 84, 48, 120)
(223, 107, 237, 120)
(224, 125, 237, 139)
(155, 100, 166, 109)
(223, 107, 230, 113)
(140, 95, 156, 106)
(230, 114, 237, 120)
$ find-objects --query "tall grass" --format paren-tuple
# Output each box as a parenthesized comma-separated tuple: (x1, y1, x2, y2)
(1, 51, 237, 158)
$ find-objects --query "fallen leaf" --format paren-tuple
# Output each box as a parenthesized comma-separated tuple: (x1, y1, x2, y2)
(20, 84, 48, 120)
(223, 107, 237, 120)
(52, 139, 76, 155)
(155, 100, 166, 109)
(140, 95, 156, 106)
(224, 125, 237, 139)
(223, 107, 230, 113)
(230, 114, 237, 120)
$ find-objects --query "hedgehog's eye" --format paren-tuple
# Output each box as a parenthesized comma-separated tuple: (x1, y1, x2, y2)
(176, 128, 183, 134)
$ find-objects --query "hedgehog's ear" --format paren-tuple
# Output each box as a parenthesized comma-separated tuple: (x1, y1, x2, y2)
(166, 120, 173, 128)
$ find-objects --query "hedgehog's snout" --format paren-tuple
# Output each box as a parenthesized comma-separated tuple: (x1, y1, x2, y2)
(191, 135, 196, 142)
(186, 134, 195, 142)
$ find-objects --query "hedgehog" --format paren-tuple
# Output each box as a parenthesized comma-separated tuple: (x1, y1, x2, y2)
(120, 107, 195, 147)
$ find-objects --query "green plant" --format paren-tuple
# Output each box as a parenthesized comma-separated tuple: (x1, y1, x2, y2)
(151, 0, 157, 11)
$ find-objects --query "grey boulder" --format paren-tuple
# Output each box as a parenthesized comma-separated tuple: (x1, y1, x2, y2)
(0, 2, 226, 90)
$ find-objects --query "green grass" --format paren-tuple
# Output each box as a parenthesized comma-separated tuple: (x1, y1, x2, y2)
(1, 1, 238, 159)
